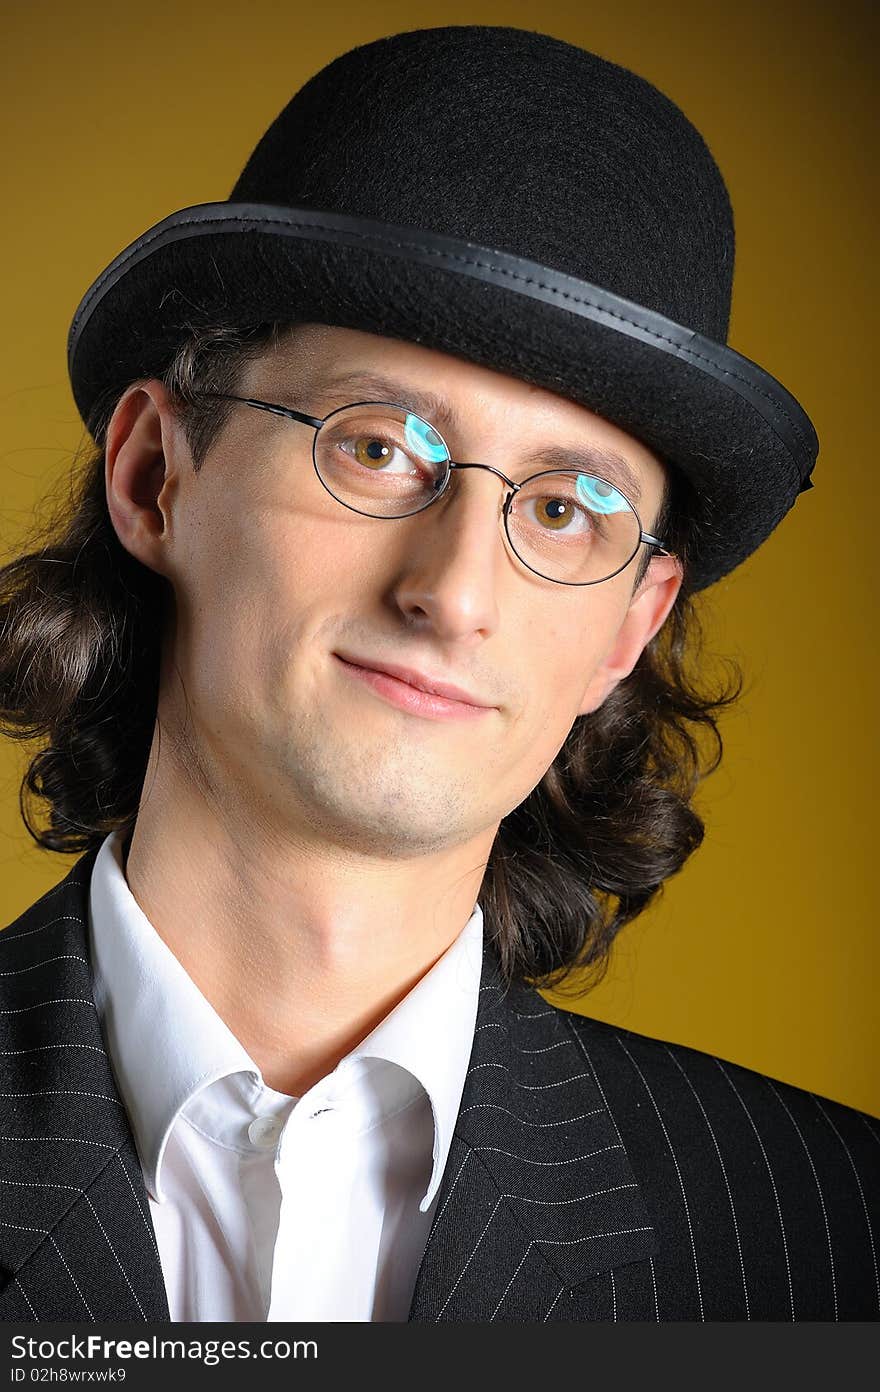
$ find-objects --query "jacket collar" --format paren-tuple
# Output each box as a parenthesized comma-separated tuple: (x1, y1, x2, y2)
(0, 847, 169, 1320)
(407, 932, 658, 1318)
(0, 848, 656, 1322)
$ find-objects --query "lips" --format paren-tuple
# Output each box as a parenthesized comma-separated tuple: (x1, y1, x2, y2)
(334, 653, 492, 708)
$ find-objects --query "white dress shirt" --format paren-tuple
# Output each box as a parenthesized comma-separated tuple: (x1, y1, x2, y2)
(86, 829, 484, 1322)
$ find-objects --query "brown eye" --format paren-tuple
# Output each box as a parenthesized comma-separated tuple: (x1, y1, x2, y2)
(353, 437, 393, 470)
(534, 497, 575, 530)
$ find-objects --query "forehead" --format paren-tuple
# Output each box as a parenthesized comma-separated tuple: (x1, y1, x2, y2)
(250, 323, 668, 503)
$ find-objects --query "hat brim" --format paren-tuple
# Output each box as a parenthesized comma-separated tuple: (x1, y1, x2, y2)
(68, 203, 818, 592)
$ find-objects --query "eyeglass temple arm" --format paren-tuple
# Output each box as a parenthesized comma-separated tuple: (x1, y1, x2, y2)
(195, 392, 324, 431)
(641, 532, 671, 553)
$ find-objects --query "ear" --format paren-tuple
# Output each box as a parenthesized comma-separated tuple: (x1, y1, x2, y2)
(104, 379, 185, 578)
(577, 555, 683, 717)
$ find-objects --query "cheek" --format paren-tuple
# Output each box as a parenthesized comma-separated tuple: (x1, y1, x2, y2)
(529, 604, 618, 702)
(514, 606, 623, 750)
(168, 498, 288, 682)
(197, 511, 373, 681)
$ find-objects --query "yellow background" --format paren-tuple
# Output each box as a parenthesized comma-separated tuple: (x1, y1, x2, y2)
(1, 1, 876, 1115)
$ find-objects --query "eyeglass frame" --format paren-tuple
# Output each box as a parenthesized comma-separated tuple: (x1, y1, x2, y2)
(191, 390, 674, 587)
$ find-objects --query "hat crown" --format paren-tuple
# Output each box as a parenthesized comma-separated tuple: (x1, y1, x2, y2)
(231, 25, 735, 342)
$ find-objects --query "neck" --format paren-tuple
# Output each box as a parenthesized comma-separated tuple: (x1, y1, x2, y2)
(123, 738, 492, 1098)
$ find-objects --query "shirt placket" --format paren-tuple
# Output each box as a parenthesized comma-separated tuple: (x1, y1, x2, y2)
(266, 1091, 363, 1321)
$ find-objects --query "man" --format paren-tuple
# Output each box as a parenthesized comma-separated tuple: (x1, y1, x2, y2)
(1, 26, 877, 1323)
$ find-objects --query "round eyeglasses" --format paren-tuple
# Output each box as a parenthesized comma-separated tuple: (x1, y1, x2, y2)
(193, 392, 672, 586)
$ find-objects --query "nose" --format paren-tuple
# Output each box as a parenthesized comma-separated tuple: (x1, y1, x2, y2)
(389, 461, 525, 638)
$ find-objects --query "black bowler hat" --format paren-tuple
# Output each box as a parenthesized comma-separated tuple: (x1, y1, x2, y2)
(67, 24, 817, 593)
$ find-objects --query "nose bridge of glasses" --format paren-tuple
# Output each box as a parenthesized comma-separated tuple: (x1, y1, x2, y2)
(446, 459, 520, 497)
(425, 458, 526, 581)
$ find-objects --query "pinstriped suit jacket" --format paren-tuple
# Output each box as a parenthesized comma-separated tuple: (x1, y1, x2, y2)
(1, 847, 878, 1323)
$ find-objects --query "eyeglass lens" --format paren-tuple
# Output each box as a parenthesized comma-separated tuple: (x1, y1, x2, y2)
(314, 403, 642, 584)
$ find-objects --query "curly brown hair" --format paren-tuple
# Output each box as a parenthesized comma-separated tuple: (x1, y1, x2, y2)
(0, 321, 742, 991)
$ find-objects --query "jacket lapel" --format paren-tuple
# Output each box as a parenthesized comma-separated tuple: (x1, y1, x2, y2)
(407, 938, 658, 1320)
(0, 850, 170, 1321)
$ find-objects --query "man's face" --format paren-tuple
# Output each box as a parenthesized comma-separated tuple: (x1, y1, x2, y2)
(122, 323, 680, 860)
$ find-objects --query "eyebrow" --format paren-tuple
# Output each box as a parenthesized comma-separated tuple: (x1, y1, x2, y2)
(302, 368, 644, 504)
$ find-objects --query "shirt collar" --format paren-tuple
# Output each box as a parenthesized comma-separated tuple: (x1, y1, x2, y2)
(336, 903, 484, 1211)
(88, 829, 483, 1212)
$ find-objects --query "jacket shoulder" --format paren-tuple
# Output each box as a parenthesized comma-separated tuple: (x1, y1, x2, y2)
(544, 1003, 879, 1319)
(553, 1002, 880, 1131)
(1, 848, 100, 945)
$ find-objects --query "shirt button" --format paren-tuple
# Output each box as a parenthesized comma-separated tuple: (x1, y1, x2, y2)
(247, 1116, 283, 1149)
